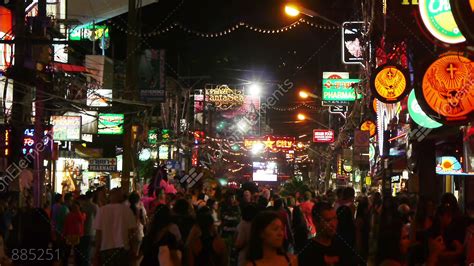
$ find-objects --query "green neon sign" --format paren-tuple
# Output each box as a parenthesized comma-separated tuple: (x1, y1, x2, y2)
(419, 0, 465, 43)
(322, 78, 362, 102)
(98, 113, 124, 135)
(408, 90, 442, 129)
(69, 24, 109, 41)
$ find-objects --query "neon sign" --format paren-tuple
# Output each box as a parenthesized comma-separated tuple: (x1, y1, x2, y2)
(419, 0, 466, 44)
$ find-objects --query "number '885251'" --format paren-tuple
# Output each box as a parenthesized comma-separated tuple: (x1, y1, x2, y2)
(11, 249, 60, 261)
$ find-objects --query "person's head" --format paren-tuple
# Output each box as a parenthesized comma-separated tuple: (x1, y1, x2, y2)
(54, 193, 63, 204)
(109, 188, 125, 204)
(257, 196, 269, 210)
(242, 203, 258, 222)
(376, 213, 407, 264)
(173, 198, 194, 217)
(303, 191, 312, 202)
(149, 204, 173, 238)
(274, 198, 285, 210)
(224, 191, 236, 205)
(243, 190, 252, 203)
(434, 204, 454, 229)
(356, 196, 370, 219)
(196, 206, 215, 234)
(466, 201, 474, 219)
(247, 211, 285, 261)
(292, 206, 307, 228)
(70, 201, 81, 212)
(206, 198, 218, 211)
(129, 191, 140, 206)
(312, 201, 338, 239)
(398, 204, 412, 224)
(440, 193, 459, 214)
(286, 196, 296, 208)
(85, 191, 94, 202)
(342, 187, 355, 203)
(64, 193, 73, 205)
(260, 188, 269, 200)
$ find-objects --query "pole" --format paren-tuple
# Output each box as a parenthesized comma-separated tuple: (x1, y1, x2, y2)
(10, 0, 27, 202)
(122, 0, 139, 193)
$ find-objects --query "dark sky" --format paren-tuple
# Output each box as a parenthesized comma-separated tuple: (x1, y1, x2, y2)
(110, 0, 361, 136)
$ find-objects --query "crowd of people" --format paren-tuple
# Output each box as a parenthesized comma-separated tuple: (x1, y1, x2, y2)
(0, 180, 474, 266)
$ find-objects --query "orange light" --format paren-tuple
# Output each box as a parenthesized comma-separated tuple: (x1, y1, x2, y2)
(285, 5, 300, 17)
(299, 90, 309, 99)
(297, 113, 306, 121)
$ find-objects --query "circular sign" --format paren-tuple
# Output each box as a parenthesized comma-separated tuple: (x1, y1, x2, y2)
(360, 120, 377, 137)
(369, 144, 376, 161)
(372, 98, 379, 113)
(420, 54, 474, 123)
(419, 0, 466, 44)
(371, 65, 409, 103)
(450, 0, 474, 44)
(343, 161, 353, 173)
(408, 90, 443, 128)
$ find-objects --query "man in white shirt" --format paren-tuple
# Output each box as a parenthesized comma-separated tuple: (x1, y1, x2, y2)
(93, 188, 137, 266)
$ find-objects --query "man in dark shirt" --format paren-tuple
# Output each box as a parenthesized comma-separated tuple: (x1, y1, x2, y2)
(299, 201, 341, 266)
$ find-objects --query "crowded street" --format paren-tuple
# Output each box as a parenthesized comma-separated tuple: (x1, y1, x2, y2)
(0, 0, 474, 265)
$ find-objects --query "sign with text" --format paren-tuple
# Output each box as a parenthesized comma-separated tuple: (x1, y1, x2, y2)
(51, 116, 82, 141)
(205, 84, 245, 110)
(88, 158, 117, 172)
(313, 129, 335, 143)
(139, 49, 166, 103)
(244, 136, 295, 151)
(342, 21, 366, 65)
(98, 113, 124, 135)
(322, 78, 362, 105)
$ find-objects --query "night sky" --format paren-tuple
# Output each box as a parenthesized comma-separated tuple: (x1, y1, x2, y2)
(108, 0, 362, 136)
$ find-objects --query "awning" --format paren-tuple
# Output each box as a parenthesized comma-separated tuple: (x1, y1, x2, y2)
(53, 62, 88, 73)
(67, 0, 157, 25)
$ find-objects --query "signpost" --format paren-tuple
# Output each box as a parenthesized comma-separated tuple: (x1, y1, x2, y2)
(98, 113, 124, 135)
(419, 0, 466, 44)
(329, 106, 348, 118)
(88, 158, 117, 172)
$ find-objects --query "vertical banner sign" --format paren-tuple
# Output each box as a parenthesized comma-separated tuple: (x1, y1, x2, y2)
(139, 49, 166, 103)
(342, 22, 367, 65)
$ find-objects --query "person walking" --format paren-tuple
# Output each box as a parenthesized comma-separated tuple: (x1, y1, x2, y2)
(246, 211, 297, 266)
(78, 191, 99, 266)
(64, 201, 86, 266)
(93, 188, 137, 266)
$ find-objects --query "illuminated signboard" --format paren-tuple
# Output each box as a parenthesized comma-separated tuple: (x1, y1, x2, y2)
(51, 116, 82, 141)
(0, 6, 13, 73)
(342, 21, 366, 65)
(252, 161, 278, 182)
(436, 156, 464, 175)
(322, 78, 362, 105)
(205, 85, 245, 110)
(450, 0, 474, 44)
(244, 136, 295, 151)
(22, 127, 52, 156)
(98, 114, 124, 135)
(419, 54, 473, 123)
(419, 0, 465, 44)
(69, 24, 109, 41)
(360, 120, 377, 137)
(65, 111, 98, 134)
(87, 89, 112, 107)
(371, 65, 409, 103)
(313, 129, 335, 143)
(407, 90, 443, 128)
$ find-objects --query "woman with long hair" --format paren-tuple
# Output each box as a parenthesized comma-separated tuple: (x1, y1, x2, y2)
(187, 207, 228, 266)
(246, 211, 297, 266)
(291, 206, 308, 254)
(140, 205, 182, 266)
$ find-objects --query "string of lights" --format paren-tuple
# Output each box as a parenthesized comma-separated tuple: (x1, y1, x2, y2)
(108, 18, 337, 38)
